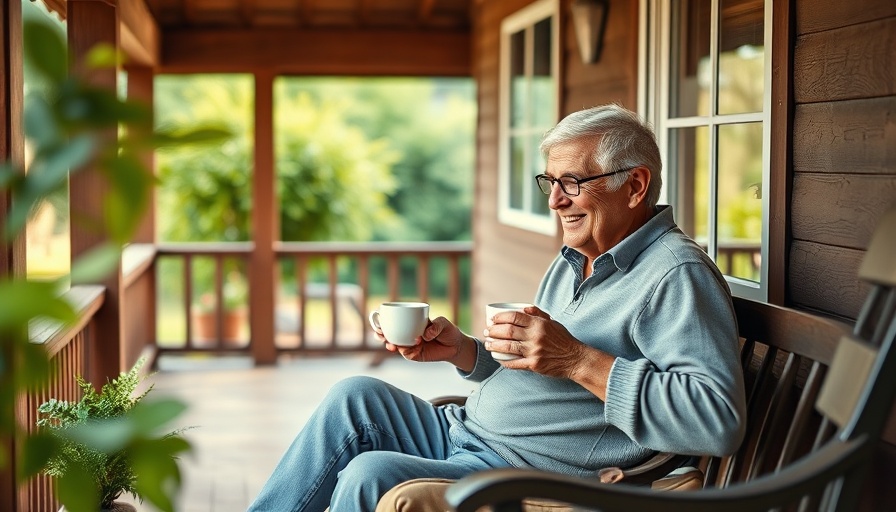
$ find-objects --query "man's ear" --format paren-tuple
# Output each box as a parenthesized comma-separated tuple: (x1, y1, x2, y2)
(627, 167, 651, 208)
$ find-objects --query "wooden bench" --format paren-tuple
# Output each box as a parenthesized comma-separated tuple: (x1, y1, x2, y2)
(442, 209, 896, 511)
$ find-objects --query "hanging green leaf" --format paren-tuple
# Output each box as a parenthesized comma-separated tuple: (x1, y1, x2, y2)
(151, 126, 233, 150)
(55, 461, 100, 512)
(23, 94, 62, 149)
(22, 19, 66, 84)
(70, 243, 121, 285)
(0, 280, 77, 329)
(19, 432, 60, 480)
(85, 43, 119, 69)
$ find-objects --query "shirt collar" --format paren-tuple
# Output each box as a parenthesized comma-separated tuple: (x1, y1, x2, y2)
(561, 205, 676, 274)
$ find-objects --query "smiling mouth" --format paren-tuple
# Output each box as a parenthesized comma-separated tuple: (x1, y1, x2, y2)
(561, 214, 585, 224)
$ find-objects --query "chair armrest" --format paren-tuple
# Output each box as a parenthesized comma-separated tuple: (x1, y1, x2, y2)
(445, 437, 872, 512)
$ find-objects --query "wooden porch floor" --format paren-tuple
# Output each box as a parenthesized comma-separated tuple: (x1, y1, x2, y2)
(129, 353, 477, 512)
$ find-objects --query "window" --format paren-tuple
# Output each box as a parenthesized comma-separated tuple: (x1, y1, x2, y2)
(641, 0, 770, 301)
(498, 0, 559, 235)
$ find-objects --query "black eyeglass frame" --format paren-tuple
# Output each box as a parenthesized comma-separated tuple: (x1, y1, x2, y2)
(535, 167, 635, 196)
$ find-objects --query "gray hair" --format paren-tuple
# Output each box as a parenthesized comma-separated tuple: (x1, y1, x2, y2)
(540, 104, 663, 208)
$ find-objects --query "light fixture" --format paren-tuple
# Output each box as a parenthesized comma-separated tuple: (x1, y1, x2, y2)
(571, 0, 610, 64)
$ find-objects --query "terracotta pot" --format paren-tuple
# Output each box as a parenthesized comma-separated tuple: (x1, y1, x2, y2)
(192, 308, 246, 345)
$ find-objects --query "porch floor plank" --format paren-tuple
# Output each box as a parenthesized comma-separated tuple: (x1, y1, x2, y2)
(126, 353, 475, 511)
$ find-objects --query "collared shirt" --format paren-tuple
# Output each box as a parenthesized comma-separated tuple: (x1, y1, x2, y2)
(447, 205, 747, 477)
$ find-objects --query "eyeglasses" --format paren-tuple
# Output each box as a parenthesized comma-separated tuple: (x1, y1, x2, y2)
(535, 167, 634, 197)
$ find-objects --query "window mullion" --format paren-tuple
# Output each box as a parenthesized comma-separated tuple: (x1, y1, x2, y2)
(706, 0, 720, 265)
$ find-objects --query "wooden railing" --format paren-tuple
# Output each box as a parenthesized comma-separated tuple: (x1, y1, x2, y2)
(16, 285, 105, 512)
(154, 242, 472, 357)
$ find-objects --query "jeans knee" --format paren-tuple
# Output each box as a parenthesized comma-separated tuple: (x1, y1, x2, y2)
(333, 452, 401, 509)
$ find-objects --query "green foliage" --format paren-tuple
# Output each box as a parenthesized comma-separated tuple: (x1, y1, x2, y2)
(1, 15, 228, 512)
(275, 92, 400, 241)
(36, 358, 191, 510)
(281, 77, 476, 242)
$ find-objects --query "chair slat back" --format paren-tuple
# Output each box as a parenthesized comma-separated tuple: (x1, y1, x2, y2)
(700, 297, 848, 491)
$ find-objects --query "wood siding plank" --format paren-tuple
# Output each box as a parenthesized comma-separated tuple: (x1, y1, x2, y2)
(791, 173, 896, 249)
(793, 97, 896, 175)
(789, 240, 867, 320)
(795, 0, 896, 35)
(794, 17, 896, 104)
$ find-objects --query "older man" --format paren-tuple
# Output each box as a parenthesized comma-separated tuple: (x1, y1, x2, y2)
(247, 104, 746, 512)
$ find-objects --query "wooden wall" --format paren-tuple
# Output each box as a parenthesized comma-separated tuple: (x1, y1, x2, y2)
(470, 0, 639, 330)
(790, 0, 896, 321)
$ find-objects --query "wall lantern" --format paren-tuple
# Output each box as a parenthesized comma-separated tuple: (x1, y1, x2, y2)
(571, 0, 610, 64)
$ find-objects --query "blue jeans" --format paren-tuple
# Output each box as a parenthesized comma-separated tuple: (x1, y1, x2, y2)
(247, 375, 510, 512)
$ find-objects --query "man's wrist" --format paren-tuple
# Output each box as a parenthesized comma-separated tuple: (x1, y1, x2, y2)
(453, 336, 478, 373)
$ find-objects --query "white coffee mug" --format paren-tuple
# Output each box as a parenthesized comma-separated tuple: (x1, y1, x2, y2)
(485, 302, 534, 360)
(369, 302, 430, 347)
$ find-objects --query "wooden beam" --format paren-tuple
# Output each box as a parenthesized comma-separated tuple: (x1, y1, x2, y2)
(157, 28, 472, 76)
(119, 0, 159, 67)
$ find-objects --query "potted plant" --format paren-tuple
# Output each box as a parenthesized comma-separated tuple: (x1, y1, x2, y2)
(36, 357, 191, 511)
(193, 269, 248, 344)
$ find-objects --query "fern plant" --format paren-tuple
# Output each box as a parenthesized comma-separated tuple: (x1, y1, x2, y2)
(36, 358, 185, 509)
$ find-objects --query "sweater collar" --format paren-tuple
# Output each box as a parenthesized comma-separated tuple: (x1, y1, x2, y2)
(561, 205, 676, 274)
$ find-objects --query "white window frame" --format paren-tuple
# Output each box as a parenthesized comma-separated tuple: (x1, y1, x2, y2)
(497, 0, 560, 235)
(638, 0, 772, 302)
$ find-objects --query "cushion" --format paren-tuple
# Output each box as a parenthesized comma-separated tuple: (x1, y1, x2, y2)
(375, 467, 704, 511)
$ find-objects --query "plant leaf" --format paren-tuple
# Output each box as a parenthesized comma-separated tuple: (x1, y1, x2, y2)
(19, 431, 61, 480)
(70, 243, 121, 285)
(0, 280, 77, 329)
(85, 43, 119, 69)
(22, 19, 66, 84)
(151, 126, 233, 150)
(56, 460, 100, 512)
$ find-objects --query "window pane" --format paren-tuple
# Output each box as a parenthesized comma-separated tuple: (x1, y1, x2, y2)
(529, 134, 550, 216)
(669, 0, 711, 118)
(718, 0, 765, 115)
(717, 122, 763, 281)
(510, 30, 526, 128)
(509, 135, 525, 210)
(531, 18, 554, 127)
(24, 0, 70, 281)
(669, 126, 710, 247)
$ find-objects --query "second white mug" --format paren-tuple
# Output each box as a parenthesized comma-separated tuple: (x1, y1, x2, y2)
(485, 302, 534, 360)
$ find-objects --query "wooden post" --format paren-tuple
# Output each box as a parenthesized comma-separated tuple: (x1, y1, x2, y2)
(125, 65, 155, 245)
(250, 70, 277, 365)
(1, 1, 25, 510)
(68, 0, 124, 384)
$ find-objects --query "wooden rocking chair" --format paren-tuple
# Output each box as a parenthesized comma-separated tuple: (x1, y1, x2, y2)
(445, 208, 896, 512)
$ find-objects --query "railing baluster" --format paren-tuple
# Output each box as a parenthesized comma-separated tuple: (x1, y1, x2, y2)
(214, 254, 224, 348)
(359, 255, 370, 346)
(418, 255, 430, 304)
(449, 255, 460, 325)
(328, 256, 338, 348)
(184, 254, 193, 347)
(387, 255, 400, 301)
(297, 254, 308, 348)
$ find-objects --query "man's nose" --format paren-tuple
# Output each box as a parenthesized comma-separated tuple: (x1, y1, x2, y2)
(547, 182, 569, 210)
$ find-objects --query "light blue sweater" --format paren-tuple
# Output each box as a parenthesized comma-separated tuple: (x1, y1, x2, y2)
(445, 206, 747, 477)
